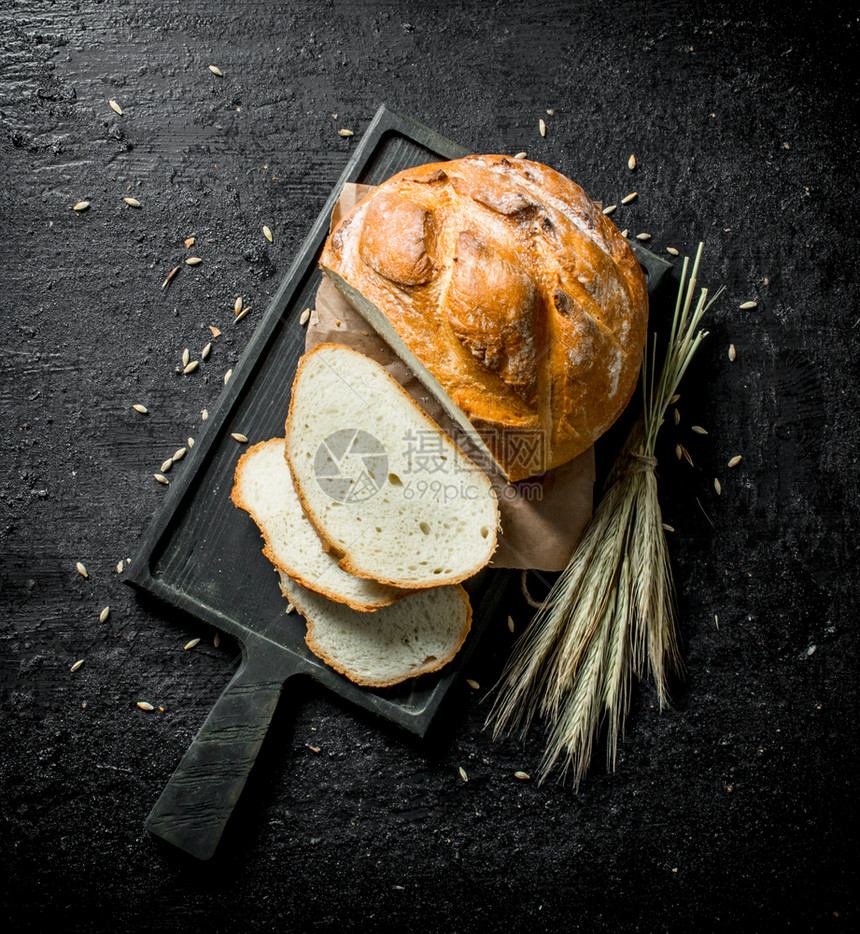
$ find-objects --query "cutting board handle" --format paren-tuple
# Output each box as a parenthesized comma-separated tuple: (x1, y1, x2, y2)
(145, 652, 286, 860)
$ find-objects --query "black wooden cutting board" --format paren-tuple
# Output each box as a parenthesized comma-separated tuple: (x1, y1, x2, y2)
(125, 104, 671, 861)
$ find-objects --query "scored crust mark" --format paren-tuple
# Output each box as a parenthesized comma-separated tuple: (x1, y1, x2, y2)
(445, 231, 540, 408)
(411, 168, 449, 185)
(548, 296, 633, 451)
(450, 174, 536, 217)
(330, 213, 355, 260)
(358, 192, 434, 286)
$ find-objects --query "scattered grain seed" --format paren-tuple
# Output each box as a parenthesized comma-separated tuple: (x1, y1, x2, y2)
(223, 369, 232, 385)
(514, 771, 531, 780)
(620, 228, 629, 238)
(116, 560, 124, 574)
(76, 561, 88, 578)
(621, 191, 638, 204)
(184, 237, 195, 248)
(680, 445, 693, 466)
(263, 225, 273, 242)
(636, 232, 651, 241)
(132, 403, 148, 415)
(299, 308, 311, 326)
(108, 99, 123, 115)
(187, 437, 195, 449)
(662, 523, 675, 532)
(183, 360, 199, 375)
(73, 201, 90, 211)
(602, 204, 617, 215)
(154, 473, 169, 485)
(513, 151, 527, 159)
(161, 458, 173, 473)
(714, 478, 722, 495)
(137, 701, 154, 711)
(123, 197, 141, 208)
(507, 615, 515, 633)
(234, 307, 250, 323)
(285, 603, 295, 615)
(208, 65, 223, 76)
(546, 108, 554, 115)
(669, 394, 680, 404)
(184, 638, 201, 650)
(201, 342, 212, 360)
(213, 632, 220, 647)
(181, 348, 190, 367)
(161, 265, 180, 289)
(675, 444, 683, 460)
(740, 300, 757, 310)
(201, 409, 209, 421)
(728, 455, 742, 467)
(70, 659, 85, 672)
(691, 425, 708, 435)
(539, 118, 546, 136)
(234, 296, 243, 315)
(628, 154, 636, 170)
(306, 744, 321, 753)
(673, 408, 680, 425)
(99, 606, 110, 623)
(231, 433, 248, 443)
(338, 128, 354, 137)
(185, 257, 202, 266)
(728, 344, 737, 362)
(666, 246, 679, 256)
(466, 679, 480, 690)
(458, 766, 468, 782)
(209, 325, 221, 337)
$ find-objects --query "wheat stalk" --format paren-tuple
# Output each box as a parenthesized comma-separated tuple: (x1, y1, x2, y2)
(487, 243, 723, 786)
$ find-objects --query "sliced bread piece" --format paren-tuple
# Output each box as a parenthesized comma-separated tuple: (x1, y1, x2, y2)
(279, 571, 472, 688)
(232, 438, 406, 611)
(285, 343, 499, 589)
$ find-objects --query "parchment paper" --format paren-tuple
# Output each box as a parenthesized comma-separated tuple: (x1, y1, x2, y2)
(305, 183, 594, 571)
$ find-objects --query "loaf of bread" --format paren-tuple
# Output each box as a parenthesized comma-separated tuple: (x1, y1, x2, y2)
(279, 572, 471, 688)
(231, 439, 407, 611)
(285, 343, 499, 589)
(320, 155, 648, 481)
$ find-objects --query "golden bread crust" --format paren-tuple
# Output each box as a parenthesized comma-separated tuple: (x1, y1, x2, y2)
(320, 155, 648, 480)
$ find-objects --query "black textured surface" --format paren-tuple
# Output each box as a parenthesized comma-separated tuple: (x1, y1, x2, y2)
(1, 2, 858, 931)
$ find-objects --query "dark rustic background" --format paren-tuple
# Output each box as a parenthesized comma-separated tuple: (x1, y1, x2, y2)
(2, 1, 858, 931)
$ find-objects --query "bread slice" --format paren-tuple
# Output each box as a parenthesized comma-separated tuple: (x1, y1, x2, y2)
(232, 438, 406, 611)
(284, 343, 499, 589)
(279, 571, 472, 688)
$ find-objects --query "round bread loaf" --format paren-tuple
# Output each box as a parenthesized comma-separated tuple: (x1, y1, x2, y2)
(320, 155, 648, 481)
